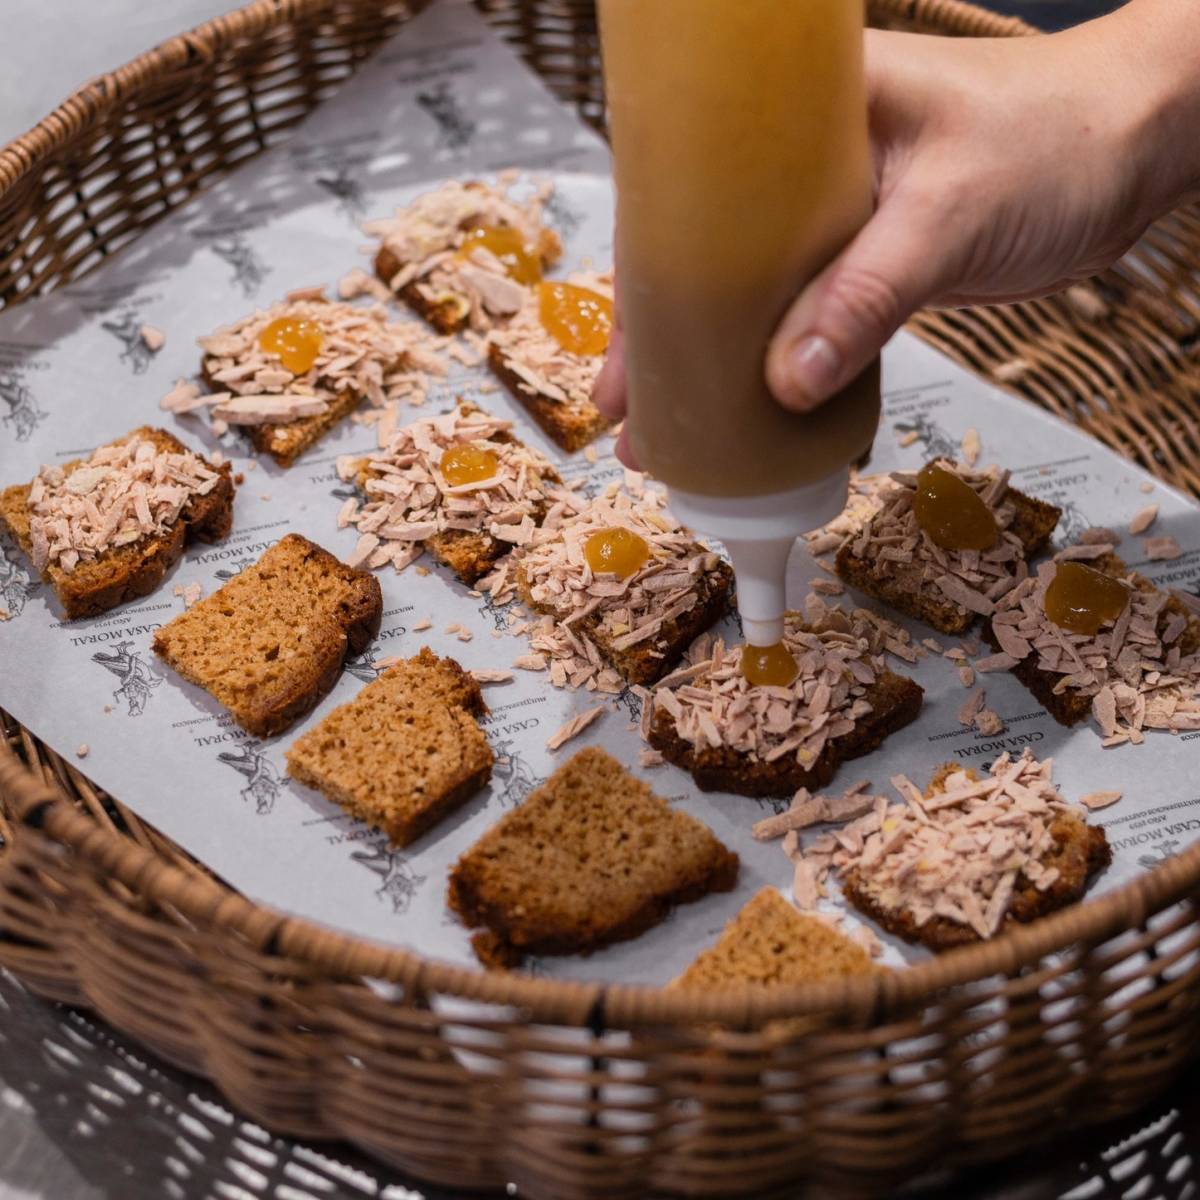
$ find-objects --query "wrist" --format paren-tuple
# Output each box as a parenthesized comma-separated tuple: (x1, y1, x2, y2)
(1105, 0, 1200, 213)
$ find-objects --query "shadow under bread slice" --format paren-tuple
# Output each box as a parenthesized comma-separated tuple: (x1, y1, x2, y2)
(447, 747, 739, 969)
(838, 755, 1110, 952)
(835, 460, 1060, 635)
(983, 547, 1200, 739)
(287, 648, 493, 847)
(174, 295, 441, 468)
(510, 486, 734, 686)
(0, 425, 233, 620)
(648, 611, 923, 800)
(153, 533, 381, 738)
(365, 178, 562, 335)
(343, 400, 564, 585)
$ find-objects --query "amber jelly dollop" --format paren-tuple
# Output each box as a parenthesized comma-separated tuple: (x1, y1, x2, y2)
(584, 527, 650, 578)
(258, 316, 323, 375)
(538, 281, 614, 356)
(740, 641, 799, 688)
(912, 462, 999, 551)
(440, 444, 500, 487)
(458, 224, 543, 284)
(1044, 560, 1130, 635)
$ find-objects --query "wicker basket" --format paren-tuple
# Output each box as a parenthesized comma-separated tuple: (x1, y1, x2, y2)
(4, 2, 1200, 1197)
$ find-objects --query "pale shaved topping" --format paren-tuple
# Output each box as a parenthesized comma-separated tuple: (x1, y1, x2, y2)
(211, 394, 330, 425)
(345, 404, 560, 574)
(1079, 790, 1121, 810)
(639, 748, 665, 768)
(487, 270, 614, 415)
(961, 428, 981, 467)
(545, 704, 605, 750)
(140, 324, 165, 352)
(826, 750, 1086, 940)
(991, 544, 1200, 739)
(512, 487, 721, 668)
(840, 460, 1030, 621)
(26, 434, 220, 574)
(1128, 505, 1158, 535)
(471, 668, 514, 684)
(1144, 535, 1182, 561)
(652, 607, 892, 768)
(184, 297, 451, 441)
(363, 178, 557, 333)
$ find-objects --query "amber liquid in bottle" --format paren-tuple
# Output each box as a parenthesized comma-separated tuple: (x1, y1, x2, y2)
(598, 0, 880, 498)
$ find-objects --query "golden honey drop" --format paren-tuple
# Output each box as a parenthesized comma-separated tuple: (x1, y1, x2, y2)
(458, 224, 543, 284)
(741, 641, 799, 688)
(912, 462, 999, 552)
(1044, 560, 1130, 635)
(538, 281, 614, 356)
(258, 316, 323, 375)
(440, 444, 500, 487)
(584, 526, 650, 578)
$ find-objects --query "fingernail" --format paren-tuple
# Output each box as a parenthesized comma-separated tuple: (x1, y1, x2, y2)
(787, 336, 842, 408)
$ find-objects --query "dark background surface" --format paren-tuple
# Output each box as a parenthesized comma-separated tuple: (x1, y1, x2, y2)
(3, 2, 1192, 1199)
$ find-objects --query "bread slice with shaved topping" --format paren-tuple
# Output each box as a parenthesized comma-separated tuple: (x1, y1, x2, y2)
(0, 426, 233, 620)
(286, 648, 493, 846)
(448, 747, 739, 968)
(835, 461, 1060, 634)
(648, 612, 923, 799)
(153, 534, 381, 737)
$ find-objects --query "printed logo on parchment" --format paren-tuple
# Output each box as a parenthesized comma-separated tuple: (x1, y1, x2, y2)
(100, 309, 160, 375)
(542, 188, 584, 240)
(351, 838, 426, 914)
(1054, 500, 1094, 548)
(892, 413, 957, 462)
(315, 162, 366, 219)
(208, 231, 269, 298)
(492, 737, 540, 808)
(92, 642, 161, 716)
(217, 743, 283, 816)
(478, 588, 510, 634)
(344, 646, 382, 683)
(0, 531, 38, 619)
(613, 684, 642, 724)
(416, 80, 477, 150)
(1139, 840, 1181, 872)
(214, 556, 257, 584)
(0, 369, 47, 443)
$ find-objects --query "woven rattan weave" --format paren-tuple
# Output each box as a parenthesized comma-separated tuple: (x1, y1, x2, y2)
(4, 2, 1200, 1196)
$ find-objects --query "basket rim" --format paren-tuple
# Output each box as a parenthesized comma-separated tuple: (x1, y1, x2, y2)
(0, 0, 426, 196)
(5, 732, 1198, 1026)
(5, 0, 1170, 1031)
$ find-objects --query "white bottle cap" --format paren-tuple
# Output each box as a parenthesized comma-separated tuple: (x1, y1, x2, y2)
(668, 468, 849, 647)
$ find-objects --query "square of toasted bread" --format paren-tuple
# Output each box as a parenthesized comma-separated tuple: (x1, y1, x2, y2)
(672, 888, 874, 990)
(350, 400, 561, 586)
(286, 648, 494, 846)
(448, 747, 739, 968)
(841, 760, 1111, 951)
(513, 491, 734, 686)
(484, 272, 614, 453)
(648, 614, 923, 799)
(985, 550, 1200, 730)
(368, 179, 562, 335)
(0, 426, 233, 620)
(153, 534, 381, 737)
(198, 298, 420, 468)
(835, 462, 1061, 634)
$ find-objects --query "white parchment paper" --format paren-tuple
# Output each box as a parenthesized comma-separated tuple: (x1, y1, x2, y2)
(2, 0, 1199, 983)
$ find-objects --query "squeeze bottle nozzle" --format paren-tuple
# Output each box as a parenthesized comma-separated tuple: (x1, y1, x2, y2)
(669, 469, 850, 648)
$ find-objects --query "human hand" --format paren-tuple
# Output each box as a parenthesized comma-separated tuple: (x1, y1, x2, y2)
(594, 0, 1200, 445)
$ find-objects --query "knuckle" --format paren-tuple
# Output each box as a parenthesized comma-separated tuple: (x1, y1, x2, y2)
(825, 264, 906, 339)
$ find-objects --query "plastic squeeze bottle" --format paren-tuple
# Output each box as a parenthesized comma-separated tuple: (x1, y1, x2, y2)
(598, 0, 880, 683)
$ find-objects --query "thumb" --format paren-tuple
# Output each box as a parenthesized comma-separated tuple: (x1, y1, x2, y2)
(766, 197, 948, 412)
